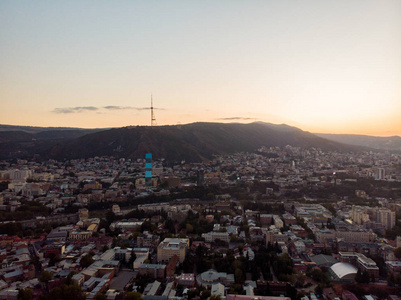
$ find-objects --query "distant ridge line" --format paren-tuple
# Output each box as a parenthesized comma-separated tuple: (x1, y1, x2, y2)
(3, 122, 398, 162)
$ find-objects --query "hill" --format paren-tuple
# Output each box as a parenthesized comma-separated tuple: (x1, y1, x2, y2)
(0, 122, 362, 162)
(0, 127, 104, 160)
(315, 133, 401, 151)
(0, 124, 107, 134)
(45, 122, 358, 162)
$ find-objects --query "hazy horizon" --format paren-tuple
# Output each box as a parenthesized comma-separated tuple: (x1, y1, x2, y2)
(1, 1, 400, 136)
(2, 121, 401, 138)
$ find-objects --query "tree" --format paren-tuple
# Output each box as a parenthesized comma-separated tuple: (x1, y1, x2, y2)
(140, 221, 154, 233)
(65, 271, 77, 285)
(230, 235, 239, 243)
(128, 250, 137, 267)
(164, 219, 176, 233)
(315, 284, 323, 296)
(175, 284, 184, 296)
(292, 273, 306, 288)
(95, 294, 107, 300)
(134, 275, 154, 293)
(18, 288, 33, 300)
(47, 284, 86, 300)
(394, 247, 401, 260)
(186, 223, 194, 233)
(106, 211, 116, 224)
(80, 254, 94, 269)
(39, 270, 52, 283)
(309, 268, 324, 282)
(131, 232, 140, 240)
(285, 283, 297, 300)
(388, 273, 395, 286)
(196, 244, 207, 257)
(200, 290, 211, 300)
(228, 283, 243, 295)
(234, 268, 244, 283)
(124, 291, 143, 300)
(48, 253, 60, 267)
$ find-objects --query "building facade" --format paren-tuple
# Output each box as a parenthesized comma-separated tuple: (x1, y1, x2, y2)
(157, 238, 189, 263)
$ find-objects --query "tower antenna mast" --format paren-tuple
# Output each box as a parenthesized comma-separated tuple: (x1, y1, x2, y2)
(151, 94, 156, 126)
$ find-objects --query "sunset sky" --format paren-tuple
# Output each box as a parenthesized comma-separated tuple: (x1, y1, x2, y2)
(1, 1, 400, 136)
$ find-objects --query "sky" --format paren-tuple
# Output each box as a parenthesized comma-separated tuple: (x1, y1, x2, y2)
(1, 1, 400, 136)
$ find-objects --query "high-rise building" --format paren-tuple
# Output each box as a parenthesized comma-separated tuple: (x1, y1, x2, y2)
(351, 205, 370, 224)
(376, 168, 385, 180)
(377, 208, 395, 230)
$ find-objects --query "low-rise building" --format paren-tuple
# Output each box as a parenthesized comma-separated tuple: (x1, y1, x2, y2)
(137, 231, 160, 248)
(157, 238, 189, 263)
(273, 215, 283, 229)
(338, 252, 379, 279)
(290, 225, 308, 238)
(109, 221, 143, 231)
(138, 264, 166, 279)
(196, 269, 235, 288)
(177, 273, 196, 287)
(211, 283, 225, 299)
(294, 240, 306, 253)
(315, 229, 336, 243)
(202, 231, 230, 243)
(386, 261, 401, 276)
(336, 229, 376, 243)
(69, 231, 92, 240)
(282, 213, 297, 226)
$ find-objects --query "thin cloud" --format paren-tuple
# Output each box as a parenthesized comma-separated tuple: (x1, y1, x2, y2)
(103, 106, 133, 110)
(53, 106, 99, 114)
(53, 105, 166, 114)
(103, 105, 126, 110)
(217, 117, 257, 121)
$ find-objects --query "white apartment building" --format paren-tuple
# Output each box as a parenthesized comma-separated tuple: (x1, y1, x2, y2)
(202, 231, 230, 243)
(351, 205, 370, 225)
(336, 229, 376, 243)
(376, 208, 395, 230)
(273, 215, 284, 229)
(294, 240, 306, 253)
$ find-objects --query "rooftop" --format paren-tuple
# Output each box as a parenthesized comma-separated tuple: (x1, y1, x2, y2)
(330, 262, 358, 279)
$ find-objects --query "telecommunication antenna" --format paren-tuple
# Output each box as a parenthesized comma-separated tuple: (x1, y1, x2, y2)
(151, 94, 157, 126)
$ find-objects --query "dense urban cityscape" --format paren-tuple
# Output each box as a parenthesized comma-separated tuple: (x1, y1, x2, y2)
(2, 0, 400, 299)
(0, 146, 401, 300)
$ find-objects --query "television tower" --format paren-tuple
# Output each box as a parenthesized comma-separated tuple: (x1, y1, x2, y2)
(151, 94, 157, 127)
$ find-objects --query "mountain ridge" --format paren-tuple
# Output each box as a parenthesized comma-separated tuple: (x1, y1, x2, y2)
(315, 133, 401, 151)
(46, 122, 360, 162)
(0, 122, 365, 162)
